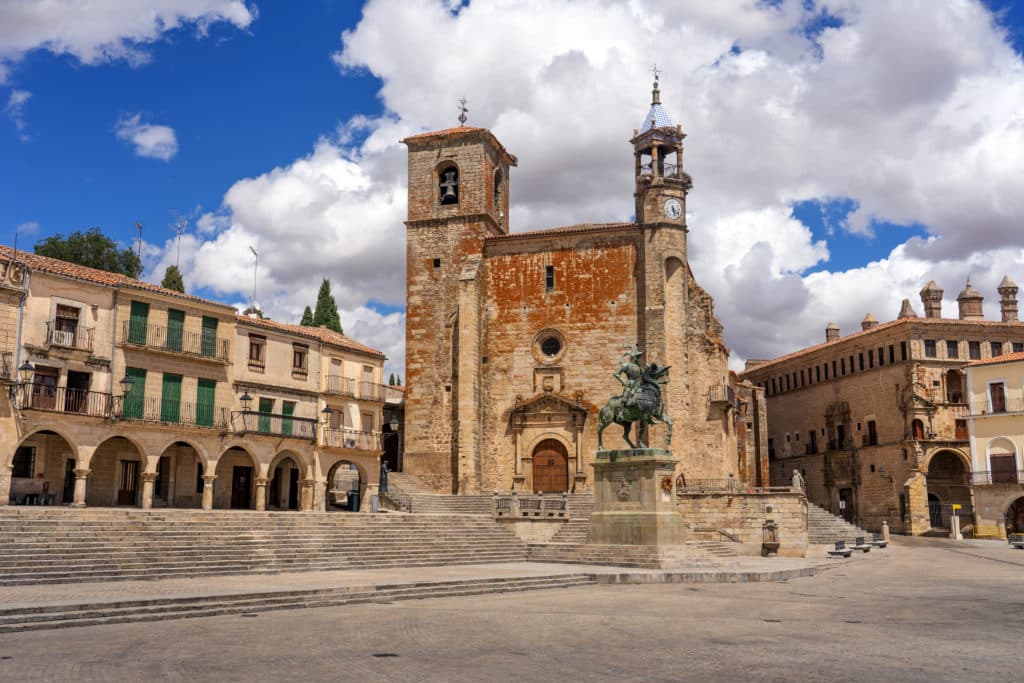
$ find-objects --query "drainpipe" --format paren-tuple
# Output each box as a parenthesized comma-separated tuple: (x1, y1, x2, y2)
(12, 269, 30, 381)
(108, 288, 119, 396)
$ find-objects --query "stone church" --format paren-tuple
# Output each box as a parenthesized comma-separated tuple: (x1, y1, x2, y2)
(401, 78, 767, 495)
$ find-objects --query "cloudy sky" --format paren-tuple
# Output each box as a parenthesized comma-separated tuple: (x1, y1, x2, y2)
(2, 0, 1024, 378)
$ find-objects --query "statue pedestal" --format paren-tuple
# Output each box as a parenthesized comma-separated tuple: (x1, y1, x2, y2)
(589, 448, 684, 546)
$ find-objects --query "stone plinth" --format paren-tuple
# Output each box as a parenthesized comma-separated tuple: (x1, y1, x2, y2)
(590, 448, 684, 546)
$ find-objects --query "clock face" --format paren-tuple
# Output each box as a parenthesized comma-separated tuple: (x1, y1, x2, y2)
(663, 198, 682, 219)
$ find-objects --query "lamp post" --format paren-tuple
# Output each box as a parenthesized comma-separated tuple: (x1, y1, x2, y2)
(118, 373, 135, 418)
(239, 391, 253, 431)
(9, 360, 33, 404)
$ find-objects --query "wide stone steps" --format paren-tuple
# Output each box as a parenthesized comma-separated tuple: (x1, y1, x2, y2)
(688, 541, 739, 558)
(0, 574, 597, 633)
(807, 504, 872, 543)
(0, 509, 529, 585)
(549, 517, 590, 544)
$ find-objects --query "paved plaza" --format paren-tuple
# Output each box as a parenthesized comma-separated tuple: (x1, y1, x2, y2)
(1, 538, 1021, 682)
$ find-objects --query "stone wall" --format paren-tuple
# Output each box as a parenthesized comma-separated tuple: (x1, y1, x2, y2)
(677, 491, 808, 557)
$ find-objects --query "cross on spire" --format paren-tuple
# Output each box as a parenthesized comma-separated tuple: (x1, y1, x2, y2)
(650, 64, 662, 105)
(457, 97, 468, 125)
(650, 63, 661, 81)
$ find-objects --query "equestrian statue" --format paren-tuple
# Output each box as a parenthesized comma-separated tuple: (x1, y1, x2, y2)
(597, 346, 673, 451)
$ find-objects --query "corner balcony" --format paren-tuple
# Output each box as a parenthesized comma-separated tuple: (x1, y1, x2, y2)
(323, 375, 391, 403)
(119, 321, 229, 363)
(16, 384, 111, 418)
(965, 399, 1024, 418)
(322, 427, 381, 452)
(230, 411, 318, 440)
(971, 470, 1024, 486)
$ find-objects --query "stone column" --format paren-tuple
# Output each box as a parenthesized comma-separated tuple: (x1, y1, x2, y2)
(140, 472, 158, 510)
(300, 479, 316, 511)
(254, 477, 269, 512)
(201, 474, 217, 511)
(72, 469, 90, 507)
(0, 462, 12, 507)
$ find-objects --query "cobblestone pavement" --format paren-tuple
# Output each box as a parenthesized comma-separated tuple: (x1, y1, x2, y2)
(0, 538, 1020, 682)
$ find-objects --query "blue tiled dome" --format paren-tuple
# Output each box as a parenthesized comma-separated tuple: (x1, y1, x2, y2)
(639, 102, 674, 132)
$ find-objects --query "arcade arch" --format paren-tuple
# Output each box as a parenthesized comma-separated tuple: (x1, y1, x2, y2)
(86, 436, 145, 507)
(326, 459, 364, 511)
(214, 447, 258, 510)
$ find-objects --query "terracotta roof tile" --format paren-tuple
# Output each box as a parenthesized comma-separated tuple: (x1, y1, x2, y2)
(966, 351, 1024, 367)
(489, 222, 638, 241)
(237, 315, 385, 360)
(0, 244, 235, 310)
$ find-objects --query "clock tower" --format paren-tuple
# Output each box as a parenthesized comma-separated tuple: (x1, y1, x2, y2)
(631, 74, 691, 227)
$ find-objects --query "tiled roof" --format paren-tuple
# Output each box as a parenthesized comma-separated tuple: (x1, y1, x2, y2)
(966, 351, 1024, 368)
(0, 244, 235, 310)
(742, 316, 1024, 375)
(401, 126, 517, 165)
(237, 315, 386, 360)
(488, 222, 638, 241)
(639, 102, 675, 132)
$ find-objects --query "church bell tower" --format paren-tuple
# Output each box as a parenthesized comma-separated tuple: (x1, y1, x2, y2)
(631, 73, 692, 227)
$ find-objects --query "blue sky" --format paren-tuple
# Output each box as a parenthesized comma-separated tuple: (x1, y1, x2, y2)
(3, 1, 1024, 374)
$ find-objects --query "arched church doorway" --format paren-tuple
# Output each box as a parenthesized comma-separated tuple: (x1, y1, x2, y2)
(532, 439, 568, 493)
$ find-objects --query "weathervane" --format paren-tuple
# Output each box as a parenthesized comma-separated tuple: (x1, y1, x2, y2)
(457, 97, 468, 125)
(650, 63, 661, 81)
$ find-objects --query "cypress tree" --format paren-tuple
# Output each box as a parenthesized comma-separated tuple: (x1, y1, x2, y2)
(311, 278, 343, 334)
(161, 265, 185, 293)
(300, 305, 314, 327)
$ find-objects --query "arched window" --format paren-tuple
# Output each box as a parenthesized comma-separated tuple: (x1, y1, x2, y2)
(912, 419, 925, 440)
(988, 437, 1018, 484)
(438, 163, 459, 205)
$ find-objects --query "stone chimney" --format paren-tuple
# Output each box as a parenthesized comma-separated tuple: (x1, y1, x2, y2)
(825, 321, 840, 342)
(861, 313, 878, 331)
(998, 275, 1019, 323)
(919, 280, 943, 318)
(957, 277, 984, 320)
(897, 298, 918, 319)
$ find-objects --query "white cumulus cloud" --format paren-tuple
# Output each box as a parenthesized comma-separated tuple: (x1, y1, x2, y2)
(115, 113, 179, 160)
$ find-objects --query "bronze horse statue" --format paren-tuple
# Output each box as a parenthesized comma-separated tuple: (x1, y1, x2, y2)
(597, 362, 673, 450)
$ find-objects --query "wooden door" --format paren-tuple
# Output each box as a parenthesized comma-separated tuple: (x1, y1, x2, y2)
(65, 371, 90, 413)
(990, 382, 1007, 413)
(117, 460, 139, 505)
(196, 379, 216, 427)
(123, 367, 146, 419)
(200, 316, 218, 357)
(288, 469, 300, 510)
(269, 467, 282, 507)
(231, 466, 253, 509)
(160, 373, 182, 423)
(166, 308, 185, 352)
(532, 439, 569, 493)
(31, 367, 58, 410)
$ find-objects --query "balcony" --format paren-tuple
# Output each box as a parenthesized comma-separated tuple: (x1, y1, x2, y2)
(639, 162, 680, 178)
(45, 321, 94, 353)
(971, 470, 1024, 486)
(323, 376, 389, 402)
(120, 396, 228, 428)
(383, 385, 404, 404)
(322, 427, 381, 452)
(17, 384, 111, 418)
(967, 398, 1024, 418)
(232, 411, 317, 440)
(120, 321, 229, 362)
(708, 384, 736, 407)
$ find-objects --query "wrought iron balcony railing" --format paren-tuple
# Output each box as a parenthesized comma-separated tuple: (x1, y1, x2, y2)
(120, 320, 229, 362)
(708, 384, 735, 406)
(232, 411, 317, 440)
(45, 321, 94, 352)
(322, 427, 381, 451)
(967, 398, 1024, 417)
(120, 395, 228, 428)
(18, 384, 111, 418)
(325, 375, 357, 397)
(971, 470, 1024, 486)
(324, 376, 390, 402)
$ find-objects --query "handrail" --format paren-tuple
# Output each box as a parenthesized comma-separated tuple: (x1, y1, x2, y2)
(119, 395, 229, 428)
(45, 321, 95, 352)
(120, 320, 229, 362)
(17, 384, 111, 418)
(322, 427, 381, 451)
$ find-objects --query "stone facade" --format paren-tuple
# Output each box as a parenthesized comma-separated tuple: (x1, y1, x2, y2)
(402, 82, 766, 495)
(742, 279, 1024, 534)
(0, 246, 393, 512)
(676, 491, 808, 557)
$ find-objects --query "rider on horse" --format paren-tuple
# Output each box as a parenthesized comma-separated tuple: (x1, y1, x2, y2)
(614, 346, 645, 409)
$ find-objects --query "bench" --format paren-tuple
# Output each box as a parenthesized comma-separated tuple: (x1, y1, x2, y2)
(869, 533, 888, 549)
(973, 525, 1002, 539)
(827, 541, 852, 559)
(850, 536, 871, 553)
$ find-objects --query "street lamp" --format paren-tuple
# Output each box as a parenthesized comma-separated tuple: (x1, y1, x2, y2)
(321, 404, 334, 425)
(240, 391, 253, 412)
(18, 360, 34, 384)
(119, 374, 135, 394)
(388, 415, 400, 431)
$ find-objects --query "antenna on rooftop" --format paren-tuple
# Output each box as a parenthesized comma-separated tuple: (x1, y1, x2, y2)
(170, 212, 188, 268)
(457, 97, 468, 125)
(135, 222, 143, 261)
(249, 245, 259, 310)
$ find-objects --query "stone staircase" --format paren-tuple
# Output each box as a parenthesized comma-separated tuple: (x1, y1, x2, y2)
(0, 573, 596, 634)
(382, 473, 493, 515)
(0, 508, 528, 586)
(807, 503, 872, 544)
(688, 541, 739, 559)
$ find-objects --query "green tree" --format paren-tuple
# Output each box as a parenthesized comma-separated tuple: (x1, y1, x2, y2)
(388, 373, 395, 386)
(161, 265, 185, 293)
(300, 305, 314, 326)
(311, 278, 343, 334)
(35, 227, 142, 278)
(396, 375, 401, 386)
(242, 305, 266, 319)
